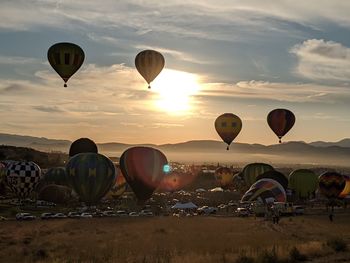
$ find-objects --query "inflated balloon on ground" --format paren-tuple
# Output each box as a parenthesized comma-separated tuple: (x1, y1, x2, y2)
(289, 169, 318, 199)
(242, 163, 274, 187)
(69, 138, 98, 158)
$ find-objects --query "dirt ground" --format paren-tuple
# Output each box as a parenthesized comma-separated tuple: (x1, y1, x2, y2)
(0, 213, 350, 263)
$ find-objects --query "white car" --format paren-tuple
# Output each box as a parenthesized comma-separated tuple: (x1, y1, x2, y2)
(54, 213, 67, 219)
(41, 213, 55, 220)
(68, 212, 81, 218)
(139, 210, 153, 216)
(116, 210, 128, 217)
(103, 211, 117, 217)
(129, 212, 140, 217)
(16, 213, 36, 221)
(80, 213, 93, 218)
(293, 206, 305, 215)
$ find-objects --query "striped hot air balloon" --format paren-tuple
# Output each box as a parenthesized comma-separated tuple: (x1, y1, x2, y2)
(267, 109, 295, 143)
(318, 171, 345, 199)
(135, 50, 165, 89)
(242, 163, 274, 187)
(48, 42, 85, 87)
(241, 178, 286, 203)
(215, 113, 242, 150)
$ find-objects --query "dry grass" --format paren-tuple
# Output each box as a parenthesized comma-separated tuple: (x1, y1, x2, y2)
(0, 214, 350, 262)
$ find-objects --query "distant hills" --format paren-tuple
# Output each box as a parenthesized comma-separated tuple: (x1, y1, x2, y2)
(0, 133, 350, 167)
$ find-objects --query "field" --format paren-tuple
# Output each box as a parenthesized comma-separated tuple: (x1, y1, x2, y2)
(1, 213, 350, 263)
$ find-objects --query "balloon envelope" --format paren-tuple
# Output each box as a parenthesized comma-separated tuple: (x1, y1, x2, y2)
(267, 109, 295, 143)
(66, 153, 116, 204)
(120, 146, 168, 201)
(6, 161, 41, 199)
(135, 50, 165, 89)
(242, 163, 274, 187)
(69, 138, 98, 158)
(106, 165, 128, 199)
(256, 170, 288, 190)
(158, 165, 198, 192)
(319, 171, 345, 199)
(289, 169, 318, 199)
(214, 167, 234, 190)
(242, 178, 286, 203)
(38, 184, 72, 204)
(339, 175, 350, 198)
(215, 113, 242, 150)
(43, 167, 68, 186)
(47, 42, 85, 87)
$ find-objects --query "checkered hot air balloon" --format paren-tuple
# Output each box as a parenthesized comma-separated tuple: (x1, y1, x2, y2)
(6, 161, 41, 199)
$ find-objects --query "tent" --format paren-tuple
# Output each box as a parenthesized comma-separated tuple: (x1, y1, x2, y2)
(171, 202, 198, 210)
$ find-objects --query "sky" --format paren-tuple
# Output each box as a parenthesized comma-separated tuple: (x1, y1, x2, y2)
(1, 0, 350, 145)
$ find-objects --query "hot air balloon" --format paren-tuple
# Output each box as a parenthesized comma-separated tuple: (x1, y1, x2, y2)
(119, 146, 167, 201)
(267, 109, 295, 143)
(106, 165, 128, 200)
(339, 175, 350, 198)
(232, 172, 247, 193)
(135, 50, 165, 89)
(66, 153, 116, 204)
(289, 169, 318, 199)
(215, 113, 242, 150)
(214, 167, 234, 190)
(256, 170, 288, 190)
(69, 138, 98, 158)
(43, 167, 68, 186)
(242, 163, 274, 187)
(319, 172, 345, 199)
(48, 42, 85, 87)
(6, 161, 41, 199)
(241, 178, 286, 203)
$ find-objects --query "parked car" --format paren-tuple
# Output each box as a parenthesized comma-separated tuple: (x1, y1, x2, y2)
(236, 207, 249, 217)
(93, 211, 105, 218)
(115, 210, 128, 217)
(103, 211, 117, 217)
(68, 212, 81, 218)
(41, 212, 55, 220)
(129, 212, 139, 217)
(293, 206, 305, 215)
(80, 213, 93, 218)
(54, 213, 67, 219)
(16, 213, 36, 221)
(139, 210, 153, 216)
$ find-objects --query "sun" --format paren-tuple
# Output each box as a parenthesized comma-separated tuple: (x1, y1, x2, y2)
(151, 69, 201, 114)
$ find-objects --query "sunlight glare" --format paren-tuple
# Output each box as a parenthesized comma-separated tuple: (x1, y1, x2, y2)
(151, 69, 201, 114)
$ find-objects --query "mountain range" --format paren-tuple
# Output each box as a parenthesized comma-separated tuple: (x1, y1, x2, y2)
(0, 133, 349, 167)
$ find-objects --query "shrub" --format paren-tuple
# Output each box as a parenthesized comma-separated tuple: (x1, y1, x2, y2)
(256, 249, 279, 263)
(327, 237, 347, 252)
(235, 254, 255, 263)
(289, 247, 307, 262)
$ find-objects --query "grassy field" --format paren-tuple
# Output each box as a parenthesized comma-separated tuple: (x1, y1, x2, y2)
(0, 214, 350, 263)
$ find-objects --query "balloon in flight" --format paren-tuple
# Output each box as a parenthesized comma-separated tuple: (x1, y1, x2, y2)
(135, 50, 165, 89)
(47, 42, 85, 87)
(215, 113, 242, 150)
(267, 109, 295, 143)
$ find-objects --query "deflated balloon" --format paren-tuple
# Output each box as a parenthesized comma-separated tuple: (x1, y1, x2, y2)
(267, 109, 295, 143)
(289, 169, 318, 199)
(120, 146, 167, 201)
(66, 153, 116, 204)
(48, 42, 85, 87)
(215, 113, 242, 150)
(69, 138, 98, 158)
(214, 167, 234, 190)
(256, 170, 288, 190)
(38, 184, 72, 204)
(319, 171, 345, 199)
(6, 161, 41, 199)
(135, 50, 165, 89)
(242, 163, 274, 187)
(241, 178, 286, 203)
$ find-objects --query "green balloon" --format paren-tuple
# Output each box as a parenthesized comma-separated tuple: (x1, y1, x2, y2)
(66, 153, 116, 204)
(44, 167, 68, 186)
(289, 169, 318, 199)
(242, 163, 274, 187)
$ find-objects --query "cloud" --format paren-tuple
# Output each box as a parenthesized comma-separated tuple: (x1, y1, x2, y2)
(291, 39, 350, 81)
(32, 105, 65, 113)
(0, 55, 43, 65)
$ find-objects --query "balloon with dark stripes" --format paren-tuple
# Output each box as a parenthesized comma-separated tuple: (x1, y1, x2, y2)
(267, 109, 295, 143)
(48, 42, 85, 87)
(135, 50, 165, 89)
(319, 171, 345, 199)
